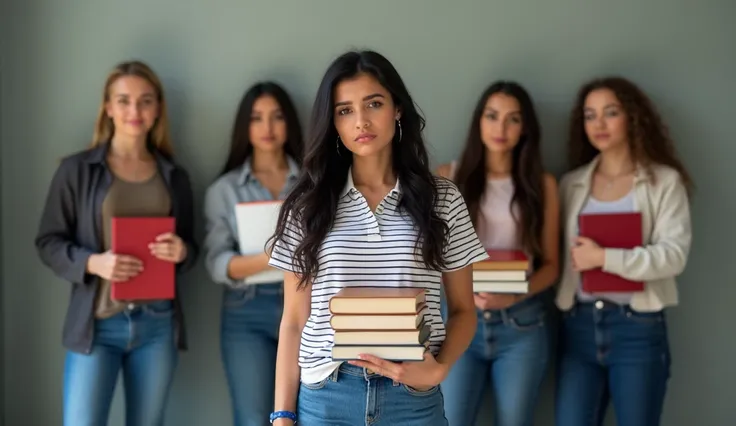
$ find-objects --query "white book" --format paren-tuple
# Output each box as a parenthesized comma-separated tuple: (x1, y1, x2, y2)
(473, 280, 529, 293)
(234, 201, 284, 285)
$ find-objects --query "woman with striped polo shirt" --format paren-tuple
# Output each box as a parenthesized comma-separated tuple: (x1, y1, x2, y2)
(266, 50, 489, 426)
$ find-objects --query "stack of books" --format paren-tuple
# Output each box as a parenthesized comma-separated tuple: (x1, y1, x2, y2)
(472, 250, 530, 293)
(329, 287, 430, 361)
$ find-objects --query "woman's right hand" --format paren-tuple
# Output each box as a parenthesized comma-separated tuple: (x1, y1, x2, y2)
(272, 419, 295, 426)
(88, 250, 144, 281)
(474, 292, 518, 311)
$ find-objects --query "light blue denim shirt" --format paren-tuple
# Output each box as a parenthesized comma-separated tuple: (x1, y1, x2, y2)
(203, 156, 300, 287)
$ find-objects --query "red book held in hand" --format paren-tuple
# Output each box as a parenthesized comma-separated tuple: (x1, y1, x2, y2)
(578, 212, 644, 293)
(111, 217, 176, 300)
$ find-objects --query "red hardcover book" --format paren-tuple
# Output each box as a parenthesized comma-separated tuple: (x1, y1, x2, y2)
(578, 212, 644, 293)
(110, 217, 176, 300)
(473, 250, 530, 271)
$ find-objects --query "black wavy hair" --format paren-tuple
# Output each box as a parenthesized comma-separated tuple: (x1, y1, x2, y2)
(220, 81, 304, 175)
(270, 50, 447, 289)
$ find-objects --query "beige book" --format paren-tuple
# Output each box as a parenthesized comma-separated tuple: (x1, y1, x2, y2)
(329, 287, 426, 314)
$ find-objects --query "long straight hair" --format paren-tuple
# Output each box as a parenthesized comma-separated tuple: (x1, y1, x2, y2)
(90, 60, 173, 158)
(220, 81, 304, 176)
(453, 81, 545, 259)
(270, 50, 447, 289)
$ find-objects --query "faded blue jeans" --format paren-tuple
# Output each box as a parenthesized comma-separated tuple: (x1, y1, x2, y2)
(441, 290, 552, 426)
(555, 299, 671, 426)
(63, 300, 177, 426)
(220, 283, 283, 426)
(298, 363, 448, 425)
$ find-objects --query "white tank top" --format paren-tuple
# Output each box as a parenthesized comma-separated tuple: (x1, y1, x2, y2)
(576, 190, 637, 305)
(449, 161, 531, 273)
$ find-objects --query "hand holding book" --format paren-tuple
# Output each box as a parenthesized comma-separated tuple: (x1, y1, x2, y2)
(347, 351, 448, 392)
(87, 251, 144, 282)
(571, 236, 605, 271)
(148, 232, 187, 263)
(474, 292, 518, 310)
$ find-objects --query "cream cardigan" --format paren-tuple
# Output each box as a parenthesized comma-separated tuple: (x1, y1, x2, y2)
(556, 156, 693, 312)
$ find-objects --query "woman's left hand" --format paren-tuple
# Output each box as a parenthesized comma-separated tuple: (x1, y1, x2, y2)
(571, 236, 605, 271)
(348, 351, 447, 391)
(149, 232, 187, 263)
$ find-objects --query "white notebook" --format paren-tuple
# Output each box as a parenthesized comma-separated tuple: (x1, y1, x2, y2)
(234, 201, 284, 285)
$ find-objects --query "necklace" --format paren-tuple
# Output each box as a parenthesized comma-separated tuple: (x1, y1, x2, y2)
(599, 167, 635, 190)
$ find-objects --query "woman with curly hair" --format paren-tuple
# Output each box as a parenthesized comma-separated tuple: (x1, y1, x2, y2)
(554, 76, 694, 426)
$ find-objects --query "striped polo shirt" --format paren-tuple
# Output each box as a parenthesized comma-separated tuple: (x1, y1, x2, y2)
(268, 170, 489, 384)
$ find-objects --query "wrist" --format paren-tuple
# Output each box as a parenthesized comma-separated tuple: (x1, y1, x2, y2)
(86, 254, 100, 275)
(270, 410, 297, 424)
(433, 361, 450, 384)
(596, 247, 606, 268)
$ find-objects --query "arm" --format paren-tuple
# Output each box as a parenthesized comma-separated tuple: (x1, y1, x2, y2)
(174, 168, 199, 273)
(435, 183, 488, 372)
(437, 266, 477, 374)
(203, 182, 271, 286)
(603, 176, 692, 281)
(527, 173, 560, 294)
(34, 159, 96, 285)
(272, 272, 311, 425)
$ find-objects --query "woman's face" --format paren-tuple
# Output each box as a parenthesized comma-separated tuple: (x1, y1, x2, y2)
(105, 75, 159, 139)
(480, 92, 523, 154)
(249, 94, 287, 153)
(333, 72, 400, 158)
(583, 88, 628, 152)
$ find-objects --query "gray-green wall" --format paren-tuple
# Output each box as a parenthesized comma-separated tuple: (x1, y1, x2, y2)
(2, 1, 734, 425)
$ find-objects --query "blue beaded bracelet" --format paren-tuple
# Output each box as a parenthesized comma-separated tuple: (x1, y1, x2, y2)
(270, 410, 297, 424)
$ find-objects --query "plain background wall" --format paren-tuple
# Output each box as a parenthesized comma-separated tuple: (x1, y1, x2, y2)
(2, 0, 734, 425)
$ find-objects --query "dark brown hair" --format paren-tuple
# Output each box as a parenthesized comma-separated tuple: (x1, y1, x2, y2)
(453, 81, 545, 260)
(568, 76, 693, 195)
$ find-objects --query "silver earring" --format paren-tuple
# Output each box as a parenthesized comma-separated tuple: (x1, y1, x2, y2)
(397, 119, 402, 142)
(336, 135, 341, 155)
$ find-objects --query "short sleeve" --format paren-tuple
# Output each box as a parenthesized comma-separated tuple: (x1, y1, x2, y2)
(440, 182, 489, 271)
(267, 210, 304, 273)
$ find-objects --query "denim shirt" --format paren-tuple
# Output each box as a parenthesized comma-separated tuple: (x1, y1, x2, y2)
(203, 156, 300, 288)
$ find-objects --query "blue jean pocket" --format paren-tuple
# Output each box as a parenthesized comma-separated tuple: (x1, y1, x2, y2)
(300, 376, 330, 391)
(508, 304, 547, 331)
(143, 301, 174, 318)
(401, 383, 440, 396)
(223, 287, 257, 309)
(624, 308, 664, 325)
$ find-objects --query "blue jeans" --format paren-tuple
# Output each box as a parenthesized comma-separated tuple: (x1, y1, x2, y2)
(441, 292, 551, 426)
(555, 299, 671, 426)
(221, 283, 283, 426)
(298, 363, 448, 425)
(63, 300, 177, 426)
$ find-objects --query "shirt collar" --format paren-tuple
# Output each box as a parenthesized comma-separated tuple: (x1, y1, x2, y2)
(238, 155, 300, 186)
(340, 167, 402, 200)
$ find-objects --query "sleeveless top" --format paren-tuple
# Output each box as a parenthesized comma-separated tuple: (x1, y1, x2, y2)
(448, 161, 534, 276)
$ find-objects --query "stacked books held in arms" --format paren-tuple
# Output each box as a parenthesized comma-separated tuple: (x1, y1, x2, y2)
(578, 212, 644, 292)
(472, 250, 530, 294)
(329, 287, 431, 362)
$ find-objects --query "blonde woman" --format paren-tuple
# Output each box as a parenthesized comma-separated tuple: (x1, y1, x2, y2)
(35, 60, 197, 426)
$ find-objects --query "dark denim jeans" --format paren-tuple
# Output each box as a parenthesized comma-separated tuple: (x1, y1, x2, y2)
(220, 283, 283, 426)
(441, 291, 552, 426)
(555, 299, 671, 426)
(63, 300, 177, 426)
